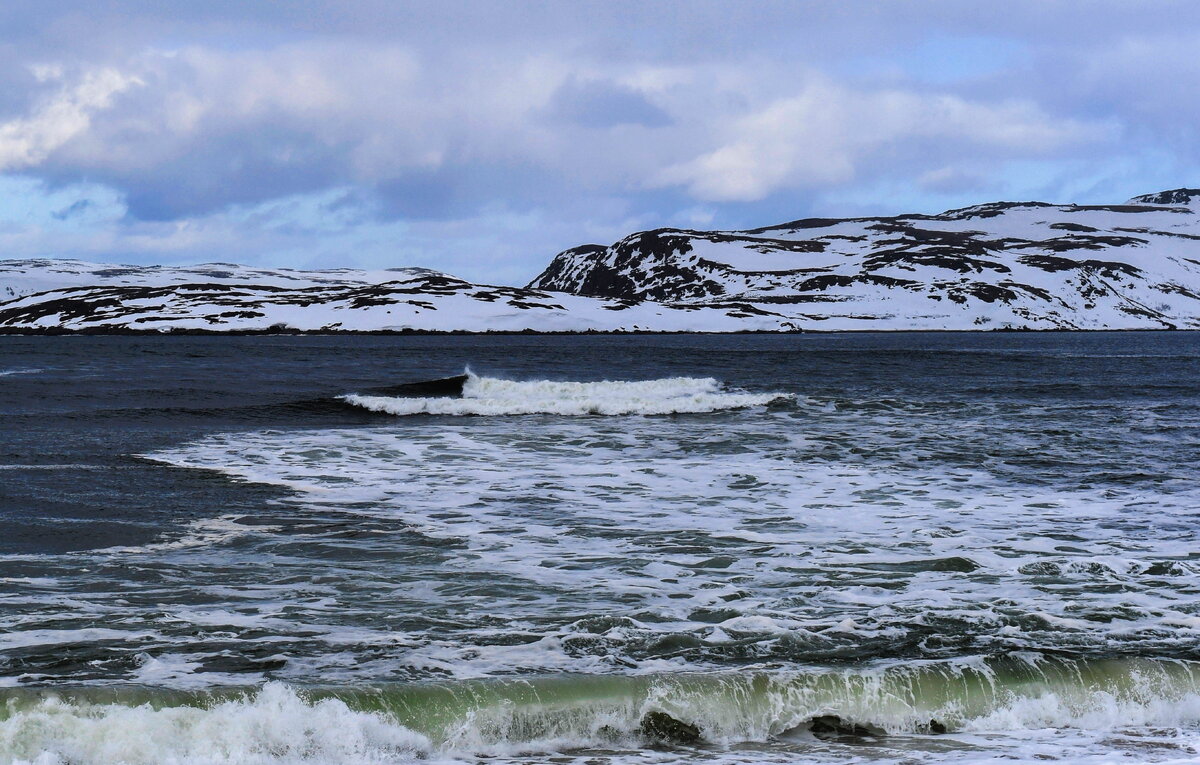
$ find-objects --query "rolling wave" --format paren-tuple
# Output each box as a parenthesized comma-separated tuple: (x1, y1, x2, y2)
(2, 657, 1199, 764)
(340, 374, 789, 416)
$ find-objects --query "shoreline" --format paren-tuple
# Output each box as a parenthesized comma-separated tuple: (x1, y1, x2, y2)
(0, 326, 1193, 336)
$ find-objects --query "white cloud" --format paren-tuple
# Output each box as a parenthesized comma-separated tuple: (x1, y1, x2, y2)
(655, 78, 1112, 202)
(0, 67, 141, 171)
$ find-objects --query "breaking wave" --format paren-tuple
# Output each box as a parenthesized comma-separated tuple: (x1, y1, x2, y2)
(3, 657, 1200, 764)
(340, 374, 789, 416)
(0, 682, 429, 765)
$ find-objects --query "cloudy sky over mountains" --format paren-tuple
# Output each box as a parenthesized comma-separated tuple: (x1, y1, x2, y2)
(1, 0, 1198, 283)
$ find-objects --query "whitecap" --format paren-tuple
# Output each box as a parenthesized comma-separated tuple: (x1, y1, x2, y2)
(341, 374, 789, 416)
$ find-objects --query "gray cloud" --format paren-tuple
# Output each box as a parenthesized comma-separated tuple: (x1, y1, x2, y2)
(544, 78, 672, 128)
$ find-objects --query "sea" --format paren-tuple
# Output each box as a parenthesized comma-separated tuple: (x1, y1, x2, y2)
(1, 332, 1199, 764)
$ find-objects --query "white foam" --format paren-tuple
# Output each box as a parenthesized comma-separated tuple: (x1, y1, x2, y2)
(135, 405, 1200, 683)
(0, 368, 44, 377)
(0, 683, 430, 765)
(341, 374, 788, 416)
(97, 515, 272, 554)
(0, 628, 161, 652)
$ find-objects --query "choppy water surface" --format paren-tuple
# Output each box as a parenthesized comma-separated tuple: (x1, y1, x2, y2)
(1, 333, 1199, 764)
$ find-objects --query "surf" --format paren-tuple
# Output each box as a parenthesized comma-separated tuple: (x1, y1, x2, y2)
(3, 657, 1200, 764)
(339, 373, 790, 416)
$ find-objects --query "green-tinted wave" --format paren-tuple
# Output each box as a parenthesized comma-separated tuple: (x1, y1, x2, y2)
(3, 654, 1200, 763)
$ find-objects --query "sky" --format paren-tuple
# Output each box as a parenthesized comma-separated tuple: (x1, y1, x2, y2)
(1, 1, 1200, 285)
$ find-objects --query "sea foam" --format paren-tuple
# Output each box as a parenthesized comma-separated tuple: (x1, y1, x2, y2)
(0, 683, 429, 765)
(133, 405, 1200, 684)
(341, 374, 788, 416)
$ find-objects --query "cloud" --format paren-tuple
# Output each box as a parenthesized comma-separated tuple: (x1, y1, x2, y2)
(21, 44, 589, 220)
(655, 77, 1112, 202)
(18, 44, 1115, 219)
(544, 77, 672, 128)
(0, 67, 141, 171)
(917, 166, 989, 194)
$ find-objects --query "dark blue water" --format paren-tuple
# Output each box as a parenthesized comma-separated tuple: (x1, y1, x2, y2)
(3, 332, 1196, 552)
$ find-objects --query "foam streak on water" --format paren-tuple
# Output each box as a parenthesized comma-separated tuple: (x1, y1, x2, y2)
(136, 408, 1200, 678)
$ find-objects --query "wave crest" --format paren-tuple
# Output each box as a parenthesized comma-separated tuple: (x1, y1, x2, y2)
(341, 374, 789, 416)
(3, 658, 1200, 763)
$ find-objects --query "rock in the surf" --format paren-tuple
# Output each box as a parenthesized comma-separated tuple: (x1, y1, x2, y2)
(639, 711, 702, 744)
(807, 715, 885, 739)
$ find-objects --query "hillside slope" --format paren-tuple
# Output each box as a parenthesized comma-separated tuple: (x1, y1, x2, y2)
(529, 188, 1200, 330)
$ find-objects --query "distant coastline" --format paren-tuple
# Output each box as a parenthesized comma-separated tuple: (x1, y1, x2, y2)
(1, 326, 1192, 336)
(5, 188, 1200, 332)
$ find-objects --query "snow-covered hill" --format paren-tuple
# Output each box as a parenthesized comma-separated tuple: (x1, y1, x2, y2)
(5, 188, 1200, 332)
(530, 188, 1200, 330)
(0, 259, 769, 332)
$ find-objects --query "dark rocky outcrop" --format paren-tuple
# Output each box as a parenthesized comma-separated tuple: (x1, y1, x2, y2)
(1128, 188, 1200, 206)
(639, 711, 702, 744)
(806, 715, 886, 739)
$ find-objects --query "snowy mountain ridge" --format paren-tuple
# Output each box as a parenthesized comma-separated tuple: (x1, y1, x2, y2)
(4, 188, 1200, 332)
(528, 188, 1200, 330)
